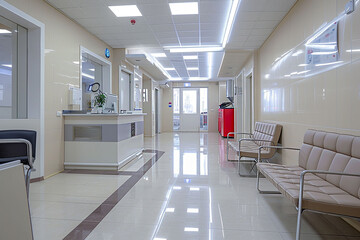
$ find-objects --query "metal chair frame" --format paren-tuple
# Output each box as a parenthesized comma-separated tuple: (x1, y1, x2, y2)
(256, 145, 360, 240)
(237, 138, 274, 177)
(226, 132, 253, 161)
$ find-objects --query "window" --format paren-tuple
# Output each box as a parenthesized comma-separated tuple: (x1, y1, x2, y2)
(200, 88, 208, 131)
(120, 70, 131, 111)
(81, 57, 103, 110)
(80, 47, 111, 111)
(182, 89, 197, 114)
(0, 16, 28, 119)
(173, 88, 180, 114)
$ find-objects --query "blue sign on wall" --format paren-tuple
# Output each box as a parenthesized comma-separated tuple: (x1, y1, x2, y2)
(105, 48, 110, 58)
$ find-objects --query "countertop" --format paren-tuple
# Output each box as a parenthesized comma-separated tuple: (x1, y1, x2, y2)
(63, 113, 147, 117)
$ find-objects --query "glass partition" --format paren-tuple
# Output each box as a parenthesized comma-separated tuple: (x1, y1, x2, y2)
(0, 16, 28, 119)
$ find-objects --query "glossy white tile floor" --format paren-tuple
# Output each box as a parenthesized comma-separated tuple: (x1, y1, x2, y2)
(30, 132, 360, 240)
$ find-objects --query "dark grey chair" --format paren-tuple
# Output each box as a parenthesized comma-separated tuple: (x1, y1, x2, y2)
(0, 130, 36, 197)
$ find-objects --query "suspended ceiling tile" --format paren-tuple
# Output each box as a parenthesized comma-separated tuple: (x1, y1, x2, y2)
(175, 24, 199, 32)
(158, 38, 179, 45)
(254, 20, 279, 29)
(250, 28, 274, 36)
(151, 24, 175, 32)
(154, 31, 178, 39)
(177, 31, 199, 38)
(145, 15, 173, 25)
(258, 11, 288, 21)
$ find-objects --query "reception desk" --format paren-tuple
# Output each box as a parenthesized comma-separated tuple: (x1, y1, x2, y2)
(63, 113, 146, 170)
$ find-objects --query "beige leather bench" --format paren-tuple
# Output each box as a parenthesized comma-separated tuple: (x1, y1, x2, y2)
(226, 122, 282, 176)
(257, 130, 360, 240)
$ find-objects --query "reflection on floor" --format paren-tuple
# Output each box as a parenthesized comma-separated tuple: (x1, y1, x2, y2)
(30, 132, 360, 240)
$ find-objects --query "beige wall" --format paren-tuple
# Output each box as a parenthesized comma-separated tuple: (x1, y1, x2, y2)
(161, 85, 173, 132)
(6, 0, 114, 177)
(257, 0, 360, 164)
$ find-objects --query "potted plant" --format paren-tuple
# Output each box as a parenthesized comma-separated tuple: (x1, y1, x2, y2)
(94, 92, 107, 113)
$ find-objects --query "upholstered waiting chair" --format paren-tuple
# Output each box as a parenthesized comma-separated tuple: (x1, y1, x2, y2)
(0, 130, 36, 197)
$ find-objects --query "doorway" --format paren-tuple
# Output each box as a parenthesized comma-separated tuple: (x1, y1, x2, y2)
(243, 73, 254, 133)
(235, 73, 243, 136)
(155, 88, 159, 134)
(173, 87, 208, 132)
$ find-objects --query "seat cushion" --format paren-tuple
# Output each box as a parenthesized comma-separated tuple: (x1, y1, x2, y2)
(228, 140, 274, 159)
(258, 163, 360, 217)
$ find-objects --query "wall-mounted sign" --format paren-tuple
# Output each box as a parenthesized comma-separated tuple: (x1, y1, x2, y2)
(305, 21, 338, 66)
(105, 48, 110, 58)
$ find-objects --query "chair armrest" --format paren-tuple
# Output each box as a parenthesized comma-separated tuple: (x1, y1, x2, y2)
(240, 138, 274, 146)
(227, 132, 252, 140)
(257, 146, 300, 163)
(0, 139, 33, 168)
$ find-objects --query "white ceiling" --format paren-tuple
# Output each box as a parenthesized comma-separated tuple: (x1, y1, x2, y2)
(46, 0, 297, 80)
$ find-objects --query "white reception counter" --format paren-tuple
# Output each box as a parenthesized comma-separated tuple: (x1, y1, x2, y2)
(63, 113, 146, 170)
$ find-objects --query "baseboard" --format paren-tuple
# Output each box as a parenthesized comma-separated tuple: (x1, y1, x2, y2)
(44, 170, 63, 180)
(30, 176, 44, 183)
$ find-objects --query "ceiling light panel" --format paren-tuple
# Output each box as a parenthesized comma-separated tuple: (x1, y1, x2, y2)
(169, 2, 198, 15)
(151, 53, 167, 58)
(169, 46, 223, 53)
(108, 5, 142, 17)
(183, 55, 198, 60)
(187, 67, 199, 71)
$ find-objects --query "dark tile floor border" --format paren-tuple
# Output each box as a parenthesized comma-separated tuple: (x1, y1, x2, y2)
(63, 149, 165, 240)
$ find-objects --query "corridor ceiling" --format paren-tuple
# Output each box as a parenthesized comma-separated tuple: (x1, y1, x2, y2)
(46, 0, 297, 81)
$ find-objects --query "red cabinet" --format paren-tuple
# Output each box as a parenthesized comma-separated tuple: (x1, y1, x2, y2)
(218, 108, 234, 137)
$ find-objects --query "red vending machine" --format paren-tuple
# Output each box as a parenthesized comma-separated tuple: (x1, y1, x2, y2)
(218, 108, 234, 138)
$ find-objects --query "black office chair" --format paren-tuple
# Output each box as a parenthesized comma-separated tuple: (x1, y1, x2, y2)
(0, 130, 36, 197)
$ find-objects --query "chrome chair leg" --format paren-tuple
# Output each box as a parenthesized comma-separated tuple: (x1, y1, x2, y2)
(256, 170, 281, 194)
(238, 157, 257, 177)
(296, 208, 303, 240)
(25, 167, 32, 199)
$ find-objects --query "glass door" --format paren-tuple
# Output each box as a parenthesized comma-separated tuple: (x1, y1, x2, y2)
(173, 87, 208, 132)
(180, 88, 200, 131)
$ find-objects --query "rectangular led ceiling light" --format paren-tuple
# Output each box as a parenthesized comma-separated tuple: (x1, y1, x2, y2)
(222, 0, 241, 48)
(164, 68, 176, 71)
(152, 53, 167, 58)
(187, 67, 198, 71)
(183, 55, 198, 60)
(169, 2, 198, 15)
(109, 5, 142, 17)
(0, 29, 11, 34)
(169, 46, 223, 53)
